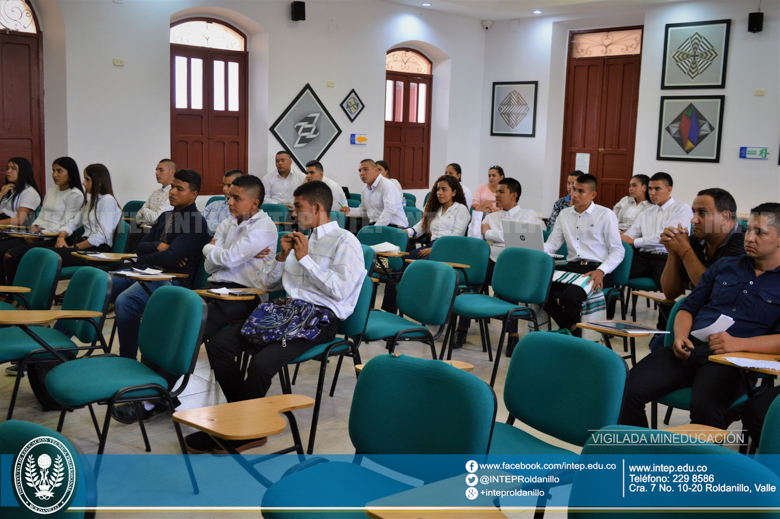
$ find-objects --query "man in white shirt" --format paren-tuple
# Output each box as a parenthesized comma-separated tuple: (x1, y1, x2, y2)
(261, 151, 305, 207)
(544, 174, 625, 337)
(455, 178, 537, 348)
(202, 169, 244, 235)
(187, 180, 367, 454)
(339, 159, 408, 228)
(127, 159, 176, 251)
(201, 174, 278, 341)
(304, 160, 348, 212)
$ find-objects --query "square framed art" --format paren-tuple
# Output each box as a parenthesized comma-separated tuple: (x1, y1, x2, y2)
(656, 95, 725, 163)
(490, 81, 538, 137)
(661, 19, 731, 89)
(340, 89, 364, 122)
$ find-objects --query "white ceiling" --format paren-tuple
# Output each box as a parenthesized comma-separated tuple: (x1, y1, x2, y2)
(385, 0, 686, 20)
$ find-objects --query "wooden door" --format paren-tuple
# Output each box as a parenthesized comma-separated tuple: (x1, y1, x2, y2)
(560, 32, 642, 208)
(170, 45, 248, 195)
(383, 72, 432, 189)
(0, 33, 45, 191)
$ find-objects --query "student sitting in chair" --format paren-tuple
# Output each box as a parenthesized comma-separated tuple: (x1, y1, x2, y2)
(304, 160, 348, 212)
(202, 169, 244, 235)
(110, 169, 211, 424)
(543, 174, 624, 337)
(262, 151, 305, 208)
(339, 159, 408, 228)
(126, 159, 177, 252)
(620, 203, 780, 430)
(453, 177, 537, 352)
(186, 180, 366, 454)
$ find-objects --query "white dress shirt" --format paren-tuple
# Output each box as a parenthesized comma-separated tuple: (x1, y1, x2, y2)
(322, 176, 348, 212)
(203, 200, 231, 235)
(461, 185, 473, 210)
(624, 197, 694, 253)
(203, 210, 278, 293)
(544, 202, 625, 275)
(262, 170, 306, 206)
(0, 186, 41, 218)
(258, 220, 367, 320)
(408, 202, 470, 241)
(32, 186, 84, 232)
(350, 175, 408, 227)
(613, 196, 652, 232)
(468, 204, 539, 262)
(61, 194, 122, 247)
(135, 184, 173, 225)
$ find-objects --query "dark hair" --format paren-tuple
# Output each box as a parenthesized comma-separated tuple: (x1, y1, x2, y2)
(446, 163, 462, 178)
(489, 165, 505, 178)
(52, 157, 84, 194)
(576, 173, 598, 191)
(632, 174, 650, 187)
(294, 180, 332, 212)
(360, 159, 376, 167)
(650, 172, 673, 187)
(421, 175, 468, 235)
(376, 160, 390, 172)
(750, 203, 780, 232)
(158, 158, 177, 170)
(305, 160, 324, 173)
(231, 174, 265, 205)
(569, 170, 585, 179)
(276, 151, 291, 158)
(174, 169, 201, 193)
(224, 169, 244, 179)
(498, 177, 521, 202)
(4, 157, 40, 206)
(82, 164, 119, 238)
(697, 188, 736, 219)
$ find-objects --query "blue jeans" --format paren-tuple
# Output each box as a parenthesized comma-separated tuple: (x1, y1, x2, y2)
(110, 272, 172, 359)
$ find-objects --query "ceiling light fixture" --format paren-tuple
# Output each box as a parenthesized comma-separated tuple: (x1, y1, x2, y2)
(533, 9, 542, 14)
(422, 3, 431, 6)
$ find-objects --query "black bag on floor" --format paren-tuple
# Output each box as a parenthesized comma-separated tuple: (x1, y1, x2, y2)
(26, 362, 64, 411)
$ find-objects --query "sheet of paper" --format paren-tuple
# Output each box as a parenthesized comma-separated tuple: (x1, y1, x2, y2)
(575, 153, 590, 173)
(133, 267, 162, 275)
(369, 242, 400, 253)
(209, 287, 232, 295)
(121, 272, 170, 280)
(691, 314, 735, 341)
(88, 253, 111, 259)
(722, 357, 780, 372)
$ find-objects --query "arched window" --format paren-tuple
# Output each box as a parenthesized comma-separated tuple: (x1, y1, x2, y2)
(0, 0, 45, 192)
(384, 48, 433, 189)
(170, 18, 248, 194)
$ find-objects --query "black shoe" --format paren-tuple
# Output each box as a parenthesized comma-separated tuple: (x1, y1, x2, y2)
(571, 327, 583, 338)
(5, 364, 24, 377)
(453, 330, 467, 349)
(185, 431, 217, 454)
(505, 336, 519, 358)
(111, 397, 180, 425)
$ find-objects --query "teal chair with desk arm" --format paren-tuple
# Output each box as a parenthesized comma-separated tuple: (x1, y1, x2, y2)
(0, 247, 61, 311)
(122, 199, 145, 220)
(349, 192, 362, 202)
(261, 203, 288, 224)
(206, 195, 226, 206)
(346, 198, 360, 208)
(330, 210, 346, 229)
(356, 226, 408, 302)
(402, 192, 416, 208)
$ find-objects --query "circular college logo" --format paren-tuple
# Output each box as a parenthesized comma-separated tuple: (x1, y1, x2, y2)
(13, 436, 76, 514)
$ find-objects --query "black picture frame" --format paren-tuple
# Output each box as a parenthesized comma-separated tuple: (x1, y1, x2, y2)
(656, 95, 725, 163)
(340, 89, 365, 122)
(661, 19, 731, 89)
(490, 81, 538, 137)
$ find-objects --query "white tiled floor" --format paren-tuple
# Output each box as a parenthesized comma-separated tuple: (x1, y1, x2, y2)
(0, 282, 745, 517)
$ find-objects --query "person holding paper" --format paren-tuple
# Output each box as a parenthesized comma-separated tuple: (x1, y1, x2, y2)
(620, 203, 780, 430)
(543, 174, 624, 338)
(339, 159, 408, 228)
(453, 177, 537, 351)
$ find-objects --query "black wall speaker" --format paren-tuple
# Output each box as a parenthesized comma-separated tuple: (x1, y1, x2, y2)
(748, 12, 763, 33)
(292, 1, 306, 21)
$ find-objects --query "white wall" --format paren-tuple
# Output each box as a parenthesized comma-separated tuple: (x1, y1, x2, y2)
(479, 0, 780, 215)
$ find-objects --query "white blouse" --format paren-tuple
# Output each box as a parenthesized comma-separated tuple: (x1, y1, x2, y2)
(61, 194, 122, 247)
(407, 202, 471, 241)
(613, 195, 652, 232)
(32, 186, 84, 232)
(0, 185, 41, 219)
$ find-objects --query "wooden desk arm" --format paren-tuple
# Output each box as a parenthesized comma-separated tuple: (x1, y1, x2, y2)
(0, 286, 31, 294)
(0, 310, 103, 326)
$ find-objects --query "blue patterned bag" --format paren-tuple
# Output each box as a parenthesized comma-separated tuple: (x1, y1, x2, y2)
(240, 298, 330, 348)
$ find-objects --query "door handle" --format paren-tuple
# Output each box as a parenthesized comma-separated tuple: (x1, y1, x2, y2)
(598, 148, 605, 152)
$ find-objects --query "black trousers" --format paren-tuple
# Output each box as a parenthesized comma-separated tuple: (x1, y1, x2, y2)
(124, 220, 152, 253)
(629, 251, 671, 328)
(742, 385, 780, 446)
(0, 237, 31, 284)
(545, 262, 612, 330)
(202, 281, 258, 342)
(619, 341, 756, 429)
(206, 315, 339, 403)
(380, 242, 433, 314)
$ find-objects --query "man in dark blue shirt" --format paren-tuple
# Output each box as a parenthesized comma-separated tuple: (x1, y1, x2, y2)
(621, 203, 780, 429)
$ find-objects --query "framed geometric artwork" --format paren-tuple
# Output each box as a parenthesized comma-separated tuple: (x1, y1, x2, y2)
(656, 95, 725, 163)
(270, 83, 342, 172)
(340, 89, 364, 122)
(661, 19, 731, 89)
(490, 81, 538, 137)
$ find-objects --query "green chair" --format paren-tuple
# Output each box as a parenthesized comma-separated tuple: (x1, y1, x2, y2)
(192, 255, 210, 290)
(59, 220, 130, 282)
(349, 193, 362, 202)
(260, 354, 497, 514)
(0, 420, 96, 517)
(404, 206, 423, 229)
(266, 231, 291, 301)
(122, 199, 145, 221)
(361, 244, 376, 276)
(3, 267, 111, 420)
(491, 332, 626, 455)
(446, 248, 554, 386)
(346, 198, 361, 208)
(0, 248, 61, 311)
(402, 192, 416, 208)
(362, 261, 457, 359)
(261, 203, 288, 223)
(45, 286, 207, 456)
(423, 191, 430, 208)
(330, 210, 346, 229)
(357, 226, 408, 289)
(206, 195, 226, 206)
(281, 275, 374, 454)
(627, 277, 661, 321)
(603, 242, 633, 320)
(428, 236, 490, 293)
